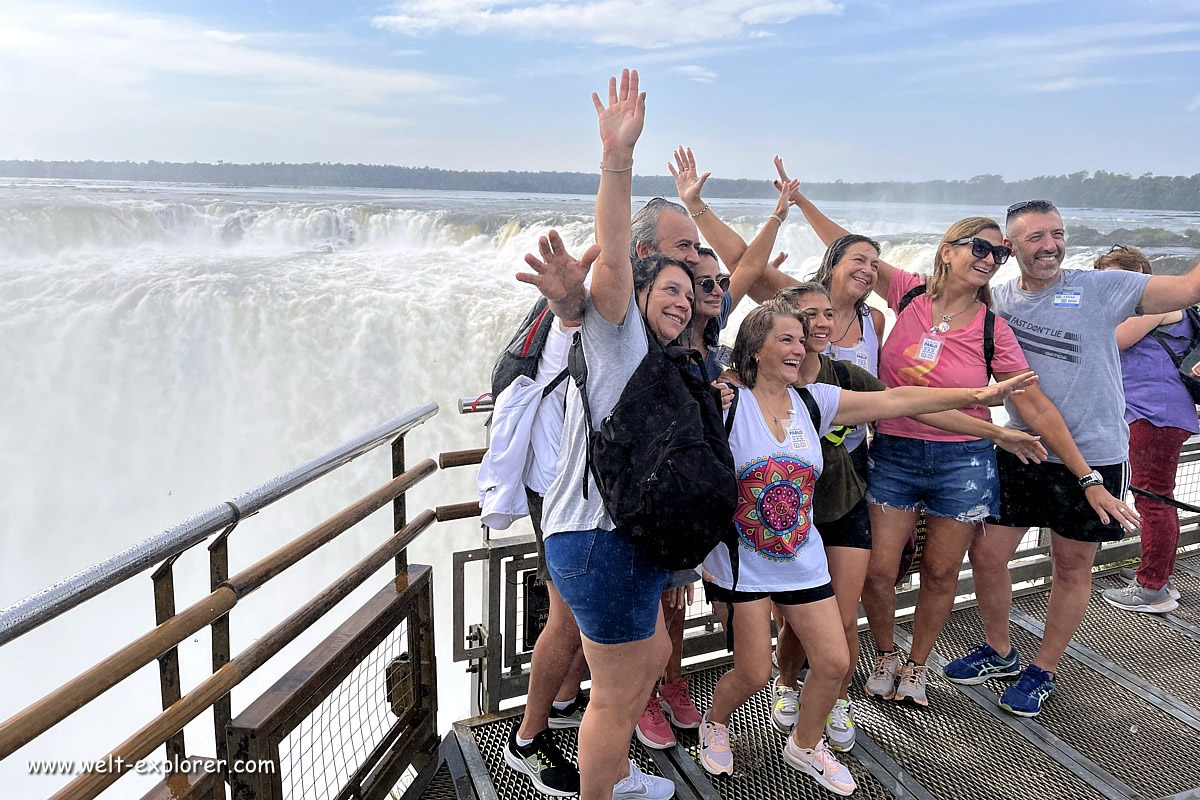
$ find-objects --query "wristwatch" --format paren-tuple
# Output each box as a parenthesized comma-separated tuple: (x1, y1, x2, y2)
(1078, 470, 1104, 489)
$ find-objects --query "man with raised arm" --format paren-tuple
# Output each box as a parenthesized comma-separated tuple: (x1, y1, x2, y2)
(944, 199, 1200, 716)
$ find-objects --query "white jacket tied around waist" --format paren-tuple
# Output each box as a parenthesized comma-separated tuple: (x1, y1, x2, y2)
(478, 375, 550, 530)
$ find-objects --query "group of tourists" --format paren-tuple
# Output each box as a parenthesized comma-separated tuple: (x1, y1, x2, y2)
(478, 69, 1200, 800)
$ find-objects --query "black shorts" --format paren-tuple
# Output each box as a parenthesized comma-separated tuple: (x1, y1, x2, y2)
(703, 580, 834, 606)
(526, 487, 551, 582)
(988, 449, 1131, 543)
(819, 493, 872, 550)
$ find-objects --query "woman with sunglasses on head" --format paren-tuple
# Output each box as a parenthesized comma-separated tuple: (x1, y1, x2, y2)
(760, 168, 1108, 709)
(1094, 245, 1191, 614)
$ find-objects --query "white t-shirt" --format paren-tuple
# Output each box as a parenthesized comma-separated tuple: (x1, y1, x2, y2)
(524, 319, 574, 495)
(703, 383, 841, 593)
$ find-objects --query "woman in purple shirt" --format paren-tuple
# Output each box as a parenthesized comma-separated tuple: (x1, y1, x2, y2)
(1096, 245, 1195, 613)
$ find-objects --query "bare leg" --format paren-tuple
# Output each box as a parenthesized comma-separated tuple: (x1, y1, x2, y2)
(1035, 532, 1099, 673)
(908, 516, 975, 664)
(825, 546, 871, 696)
(662, 592, 685, 683)
(966, 524, 1025, 656)
(557, 647, 588, 703)
(862, 504, 920, 653)
(519, 581, 584, 739)
(707, 599, 774, 725)
(779, 597, 851, 749)
(577, 610, 671, 800)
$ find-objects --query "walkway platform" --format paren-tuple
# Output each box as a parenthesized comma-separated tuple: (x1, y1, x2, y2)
(425, 554, 1200, 800)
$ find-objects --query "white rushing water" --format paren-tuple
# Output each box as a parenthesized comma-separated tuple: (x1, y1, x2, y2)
(1, 178, 1195, 797)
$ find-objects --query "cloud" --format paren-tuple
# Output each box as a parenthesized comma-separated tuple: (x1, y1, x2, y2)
(672, 65, 717, 83)
(1021, 76, 1121, 93)
(1188, 92, 1200, 112)
(371, 0, 842, 49)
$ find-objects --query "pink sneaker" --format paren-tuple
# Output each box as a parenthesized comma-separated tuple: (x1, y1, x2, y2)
(659, 676, 702, 729)
(635, 692, 676, 749)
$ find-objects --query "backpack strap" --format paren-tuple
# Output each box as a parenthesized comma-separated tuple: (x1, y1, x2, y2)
(831, 359, 851, 387)
(824, 360, 855, 446)
(897, 284, 927, 315)
(982, 307, 995, 379)
(797, 386, 822, 433)
(566, 332, 594, 500)
(723, 383, 739, 436)
(541, 368, 570, 399)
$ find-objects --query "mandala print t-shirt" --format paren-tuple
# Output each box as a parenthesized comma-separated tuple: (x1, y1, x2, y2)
(702, 383, 841, 593)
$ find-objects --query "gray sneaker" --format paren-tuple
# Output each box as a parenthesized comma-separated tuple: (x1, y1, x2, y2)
(1103, 581, 1180, 614)
(865, 651, 904, 700)
(894, 663, 929, 707)
(1119, 567, 1181, 601)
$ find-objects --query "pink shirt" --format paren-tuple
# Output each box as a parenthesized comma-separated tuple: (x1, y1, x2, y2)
(877, 269, 1029, 442)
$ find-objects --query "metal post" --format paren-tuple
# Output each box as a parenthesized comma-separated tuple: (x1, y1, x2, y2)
(151, 556, 186, 765)
(392, 435, 407, 574)
(208, 521, 237, 771)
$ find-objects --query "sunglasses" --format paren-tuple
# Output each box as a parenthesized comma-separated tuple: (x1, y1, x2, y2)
(697, 275, 730, 294)
(1006, 199, 1055, 218)
(952, 237, 1012, 265)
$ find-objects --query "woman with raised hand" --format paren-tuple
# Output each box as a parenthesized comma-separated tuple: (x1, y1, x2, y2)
(696, 212, 1039, 795)
(524, 68, 684, 800)
(769, 282, 1046, 752)
(1095, 245, 1193, 614)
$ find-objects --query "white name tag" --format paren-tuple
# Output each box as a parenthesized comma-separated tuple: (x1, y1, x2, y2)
(1053, 291, 1081, 308)
(788, 425, 809, 450)
(917, 337, 943, 362)
(855, 350, 870, 369)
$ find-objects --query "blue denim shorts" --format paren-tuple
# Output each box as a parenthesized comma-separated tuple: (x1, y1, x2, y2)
(545, 528, 672, 644)
(866, 433, 998, 523)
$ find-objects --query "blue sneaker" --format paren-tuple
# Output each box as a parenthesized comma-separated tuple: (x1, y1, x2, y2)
(943, 643, 1021, 685)
(999, 665, 1056, 717)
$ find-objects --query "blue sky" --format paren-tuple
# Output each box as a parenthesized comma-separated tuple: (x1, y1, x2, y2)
(1, 0, 1198, 182)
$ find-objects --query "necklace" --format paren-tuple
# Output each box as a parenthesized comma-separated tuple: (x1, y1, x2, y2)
(930, 300, 977, 334)
(832, 309, 859, 347)
(754, 389, 793, 427)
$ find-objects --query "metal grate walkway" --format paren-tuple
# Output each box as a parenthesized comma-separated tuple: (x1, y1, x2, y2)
(441, 563, 1200, 800)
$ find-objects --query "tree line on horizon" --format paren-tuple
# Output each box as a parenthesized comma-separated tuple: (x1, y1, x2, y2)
(3, 160, 1200, 211)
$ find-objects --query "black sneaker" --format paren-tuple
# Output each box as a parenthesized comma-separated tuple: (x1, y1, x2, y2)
(548, 695, 588, 729)
(503, 725, 580, 797)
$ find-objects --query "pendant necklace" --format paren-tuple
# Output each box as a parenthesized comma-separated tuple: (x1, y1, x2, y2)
(930, 301, 977, 334)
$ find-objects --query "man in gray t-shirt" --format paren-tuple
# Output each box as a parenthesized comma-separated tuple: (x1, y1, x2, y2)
(945, 199, 1200, 717)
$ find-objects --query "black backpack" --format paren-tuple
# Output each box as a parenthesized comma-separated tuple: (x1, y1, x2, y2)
(898, 284, 996, 378)
(569, 325, 738, 571)
(1148, 306, 1200, 404)
(491, 298, 557, 400)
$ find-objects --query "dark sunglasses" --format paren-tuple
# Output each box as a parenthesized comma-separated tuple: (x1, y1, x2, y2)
(697, 275, 730, 294)
(952, 237, 1012, 265)
(1006, 199, 1055, 218)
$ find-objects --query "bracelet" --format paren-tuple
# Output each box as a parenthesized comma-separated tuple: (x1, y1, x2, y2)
(770, 214, 785, 225)
(599, 162, 633, 173)
(690, 204, 710, 219)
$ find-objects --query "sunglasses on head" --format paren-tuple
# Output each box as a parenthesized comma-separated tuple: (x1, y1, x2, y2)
(1006, 199, 1055, 218)
(697, 275, 730, 294)
(952, 237, 1012, 265)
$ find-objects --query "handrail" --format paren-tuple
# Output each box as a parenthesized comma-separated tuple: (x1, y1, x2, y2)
(0, 402, 439, 646)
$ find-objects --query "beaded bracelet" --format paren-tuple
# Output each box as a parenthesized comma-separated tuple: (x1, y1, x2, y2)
(599, 162, 633, 173)
(690, 204, 710, 219)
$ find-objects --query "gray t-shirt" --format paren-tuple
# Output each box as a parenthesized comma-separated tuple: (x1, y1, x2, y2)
(992, 267, 1150, 465)
(542, 294, 649, 537)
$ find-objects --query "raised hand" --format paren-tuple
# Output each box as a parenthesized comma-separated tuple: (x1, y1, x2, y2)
(668, 146, 711, 207)
(774, 178, 800, 219)
(770, 251, 790, 269)
(517, 230, 597, 303)
(592, 68, 645, 157)
(772, 155, 805, 206)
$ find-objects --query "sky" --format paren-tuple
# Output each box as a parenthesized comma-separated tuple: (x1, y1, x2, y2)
(1, 0, 1199, 182)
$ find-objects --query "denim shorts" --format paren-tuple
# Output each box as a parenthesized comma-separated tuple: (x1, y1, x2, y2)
(545, 528, 672, 644)
(866, 433, 998, 523)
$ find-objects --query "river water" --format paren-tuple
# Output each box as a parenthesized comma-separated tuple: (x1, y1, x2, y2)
(1, 178, 1196, 796)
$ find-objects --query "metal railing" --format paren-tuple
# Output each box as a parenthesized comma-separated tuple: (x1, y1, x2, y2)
(448, 396, 1200, 714)
(0, 403, 444, 800)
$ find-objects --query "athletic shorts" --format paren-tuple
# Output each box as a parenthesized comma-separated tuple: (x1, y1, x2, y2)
(545, 528, 672, 644)
(988, 449, 1130, 543)
(820, 493, 872, 550)
(866, 433, 998, 523)
(702, 580, 834, 606)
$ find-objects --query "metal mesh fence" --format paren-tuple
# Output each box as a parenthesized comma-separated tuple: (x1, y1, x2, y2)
(279, 617, 416, 800)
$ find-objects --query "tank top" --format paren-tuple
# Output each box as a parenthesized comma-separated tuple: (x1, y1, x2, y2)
(824, 307, 879, 452)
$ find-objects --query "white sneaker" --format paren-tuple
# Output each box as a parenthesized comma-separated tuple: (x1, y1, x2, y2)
(698, 715, 734, 776)
(771, 676, 800, 733)
(825, 698, 856, 752)
(612, 758, 674, 800)
(782, 736, 857, 796)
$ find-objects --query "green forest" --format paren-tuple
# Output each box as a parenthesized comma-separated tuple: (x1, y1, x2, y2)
(3, 160, 1200, 211)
